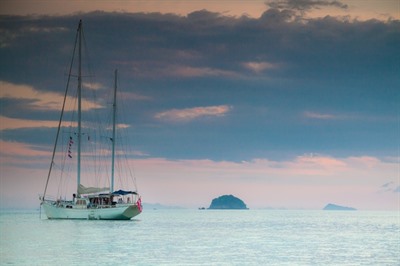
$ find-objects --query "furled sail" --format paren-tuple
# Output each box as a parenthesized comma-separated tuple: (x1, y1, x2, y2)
(78, 184, 109, 194)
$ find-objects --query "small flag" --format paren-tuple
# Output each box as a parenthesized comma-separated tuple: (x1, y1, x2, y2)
(136, 197, 142, 212)
(68, 136, 73, 158)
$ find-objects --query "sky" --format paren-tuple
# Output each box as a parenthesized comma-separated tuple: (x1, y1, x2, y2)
(0, 0, 399, 210)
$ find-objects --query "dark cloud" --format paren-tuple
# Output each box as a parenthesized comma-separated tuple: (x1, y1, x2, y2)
(1, 11, 398, 86)
(380, 182, 400, 194)
(1, 10, 399, 160)
(266, 0, 348, 12)
(381, 182, 393, 188)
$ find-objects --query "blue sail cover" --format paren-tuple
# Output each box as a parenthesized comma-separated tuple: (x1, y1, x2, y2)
(112, 190, 137, 195)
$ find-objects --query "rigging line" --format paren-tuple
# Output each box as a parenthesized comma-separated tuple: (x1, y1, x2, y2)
(55, 73, 78, 199)
(81, 25, 107, 185)
(57, 128, 74, 198)
(119, 96, 138, 191)
(81, 23, 94, 82)
(114, 73, 138, 191)
(42, 22, 79, 201)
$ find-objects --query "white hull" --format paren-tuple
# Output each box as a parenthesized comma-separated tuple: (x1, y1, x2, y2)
(42, 201, 141, 220)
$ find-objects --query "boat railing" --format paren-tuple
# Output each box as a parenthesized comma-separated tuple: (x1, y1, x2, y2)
(39, 194, 60, 202)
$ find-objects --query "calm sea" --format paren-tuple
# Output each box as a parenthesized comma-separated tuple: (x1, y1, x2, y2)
(0, 209, 399, 265)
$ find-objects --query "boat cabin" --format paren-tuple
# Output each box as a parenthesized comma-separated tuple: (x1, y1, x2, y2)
(70, 190, 137, 209)
(87, 194, 113, 208)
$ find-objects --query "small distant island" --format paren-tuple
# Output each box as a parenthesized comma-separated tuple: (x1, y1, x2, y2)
(323, 203, 356, 211)
(208, 195, 248, 210)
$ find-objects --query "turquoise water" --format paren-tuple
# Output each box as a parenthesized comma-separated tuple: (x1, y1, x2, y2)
(1, 209, 399, 265)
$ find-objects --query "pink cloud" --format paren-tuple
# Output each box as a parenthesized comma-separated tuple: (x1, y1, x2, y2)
(0, 140, 51, 157)
(243, 61, 279, 73)
(0, 81, 102, 111)
(294, 154, 347, 172)
(0, 140, 52, 169)
(155, 105, 232, 122)
(2, 146, 398, 210)
(0, 115, 58, 130)
(347, 156, 380, 168)
(1, 0, 398, 21)
(129, 62, 240, 79)
(82, 82, 103, 90)
(131, 155, 398, 209)
(166, 65, 238, 78)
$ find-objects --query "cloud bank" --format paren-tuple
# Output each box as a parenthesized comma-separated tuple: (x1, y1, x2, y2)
(0, 5, 398, 209)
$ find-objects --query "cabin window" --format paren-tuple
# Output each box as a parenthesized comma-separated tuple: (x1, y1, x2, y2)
(77, 200, 86, 205)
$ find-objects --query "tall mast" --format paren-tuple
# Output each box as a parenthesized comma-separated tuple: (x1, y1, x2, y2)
(77, 20, 82, 196)
(111, 69, 118, 193)
(42, 21, 80, 202)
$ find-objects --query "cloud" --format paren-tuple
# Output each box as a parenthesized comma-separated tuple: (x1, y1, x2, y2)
(105, 123, 130, 130)
(0, 140, 52, 170)
(0, 115, 58, 130)
(380, 181, 400, 193)
(347, 156, 381, 168)
(0, 11, 398, 166)
(302, 111, 396, 123)
(266, 0, 348, 12)
(381, 181, 394, 188)
(294, 154, 347, 172)
(132, 154, 398, 209)
(2, 11, 398, 89)
(0, 24, 68, 48)
(0, 9, 399, 211)
(131, 150, 150, 157)
(303, 111, 339, 120)
(0, 140, 51, 157)
(243, 61, 279, 73)
(129, 62, 239, 79)
(155, 105, 232, 122)
(0, 81, 103, 111)
(169, 65, 238, 78)
(82, 82, 103, 90)
(1, 136, 398, 209)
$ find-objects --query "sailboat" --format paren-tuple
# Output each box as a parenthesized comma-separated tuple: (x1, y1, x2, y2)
(40, 20, 142, 220)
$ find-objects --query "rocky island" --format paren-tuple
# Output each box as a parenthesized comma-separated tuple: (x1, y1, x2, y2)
(323, 203, 356, 211)
(208, 195, 248, 210)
